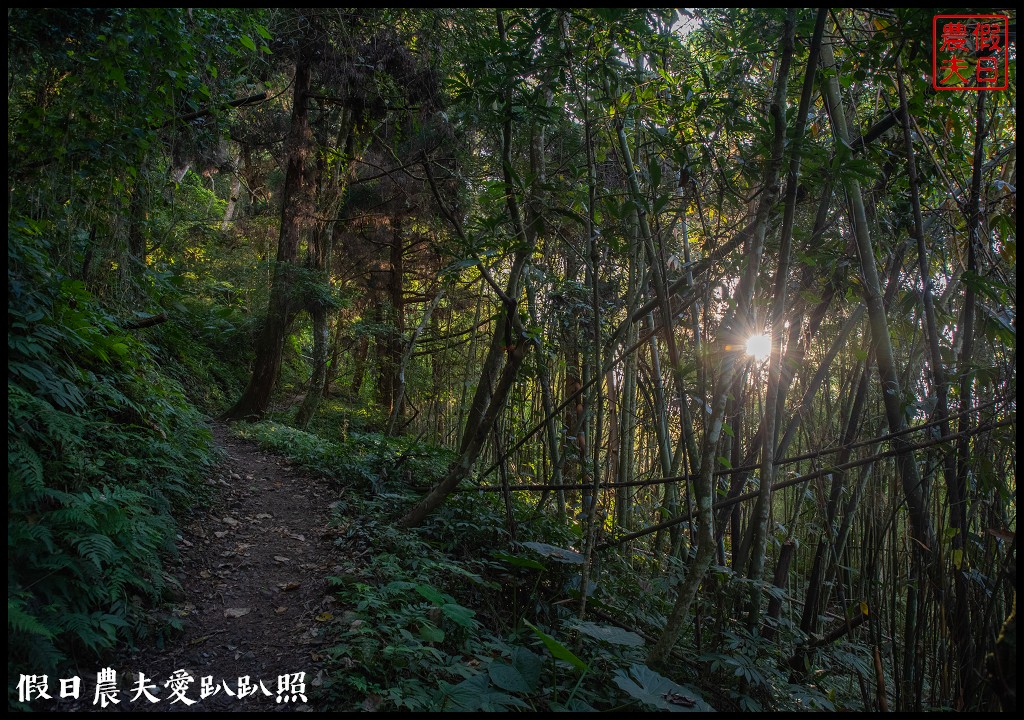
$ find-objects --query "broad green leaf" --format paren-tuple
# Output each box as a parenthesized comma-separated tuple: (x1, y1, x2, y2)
(418, 623, 445, 643)
(239, 34, 257, 52)
(648, 157, 662, 188)
(571, 620, 645, 647)
(521, 541, 584, 565)
(441, 673, 529, 711)
(511, 646, 543, 690)
(414, 582, 448, 605)
(494, 551, 546, 570)
(550, 698, 597, 711)
(488, 662, 532, 694)
(613, 663, 715, 712)
(440, 602, 477, 629)
(524, 620, 588, 672)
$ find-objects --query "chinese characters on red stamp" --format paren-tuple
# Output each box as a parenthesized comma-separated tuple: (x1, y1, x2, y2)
(933, 14, 1010, 91)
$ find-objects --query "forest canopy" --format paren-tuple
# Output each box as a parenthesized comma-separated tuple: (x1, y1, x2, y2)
(7, 8, 1016, 712)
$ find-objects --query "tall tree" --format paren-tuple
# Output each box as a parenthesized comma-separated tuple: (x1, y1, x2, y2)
(223, 20, 316, 421)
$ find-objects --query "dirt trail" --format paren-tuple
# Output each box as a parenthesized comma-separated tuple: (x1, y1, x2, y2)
(60, 423, 345, 712)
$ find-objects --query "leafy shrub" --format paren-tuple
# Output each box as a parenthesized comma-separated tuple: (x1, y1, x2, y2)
(8, 220, 214, 703)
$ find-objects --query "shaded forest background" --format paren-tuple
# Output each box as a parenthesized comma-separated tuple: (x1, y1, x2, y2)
(8, 8, 1016, 712)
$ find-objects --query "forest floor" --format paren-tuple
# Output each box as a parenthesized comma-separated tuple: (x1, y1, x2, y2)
(56, 422, 350, 712)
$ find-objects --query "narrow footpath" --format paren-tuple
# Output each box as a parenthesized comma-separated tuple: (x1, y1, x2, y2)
(58, 423, 349, 712)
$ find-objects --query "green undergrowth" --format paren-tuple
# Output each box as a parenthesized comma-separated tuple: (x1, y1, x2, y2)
(231, 419, 717, 710)
(321, 487, 716, 711)
(148, 295, 255, 414)
(8, 220, 217, 704)
(233, 418, 453, 489)
(235, 417, 870, 711)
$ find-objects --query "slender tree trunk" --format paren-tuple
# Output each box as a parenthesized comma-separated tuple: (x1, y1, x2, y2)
(952, 89, 988, 709)
(797, 360, 869, 653)
(222, 49, 315, 422)
(382, 217, 406, 416)
(295, 186, 338, 429)
(399, 336, 532, 527)
(578, 103, 604, 619)
(648, 14, 795, 662)
(324, 308, 348, 392)
(896, 62, 973, 709)
(747, 9, 818, 629)
(648, 348, 738, 665)
(220, 145, 242, 231)
(526, 275, 566, 517)
(295, 305, 328, 429)
(349, 332, 369, 399)
(617, 321, 640, 525)
(127, 156, 151, 268)
(398, 10, 537, 525)
(387, 288, 445, 436)
(820, 28, 936, 570)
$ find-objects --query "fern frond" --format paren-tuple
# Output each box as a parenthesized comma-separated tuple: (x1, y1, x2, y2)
(74, 533, 118, 570)
(7, 598, 55, 639)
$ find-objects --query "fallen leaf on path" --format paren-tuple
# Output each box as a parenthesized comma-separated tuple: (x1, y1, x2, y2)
(274, 555, 291, 563)
(315, 612, 333, 622)
(224, 607, 250, 618)
(279, 581, 301, 591)
(214, 531, 229, 538)
(255, 513, 273, 520)
(275, 606, 288, 615)
(291, 533, 306, 541)
(222, 517, 239, 526)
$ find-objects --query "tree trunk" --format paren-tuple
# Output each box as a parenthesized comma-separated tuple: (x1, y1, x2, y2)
(399, 336, 532, 527)
(952, 88, 988, 709)
(648, 13, 795, 661)
(398, 10, 537, 525)
(220, 145, 242, 231)
(349, 332, 369, 399)
(381, 217, 406, 416)
(387, 288, 445, 436)
(747, 8, 820, 629)
(820, 28, 936, 572)
(222, 50, 315, 422)
(526, 274, 566, 517)
(295, 305, 328, 429)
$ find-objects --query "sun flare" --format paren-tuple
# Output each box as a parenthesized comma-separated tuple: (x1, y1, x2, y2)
(745, 334, 771, 360)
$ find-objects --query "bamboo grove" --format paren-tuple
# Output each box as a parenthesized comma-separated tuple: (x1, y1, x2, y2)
(8, 8, 1016, 712)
